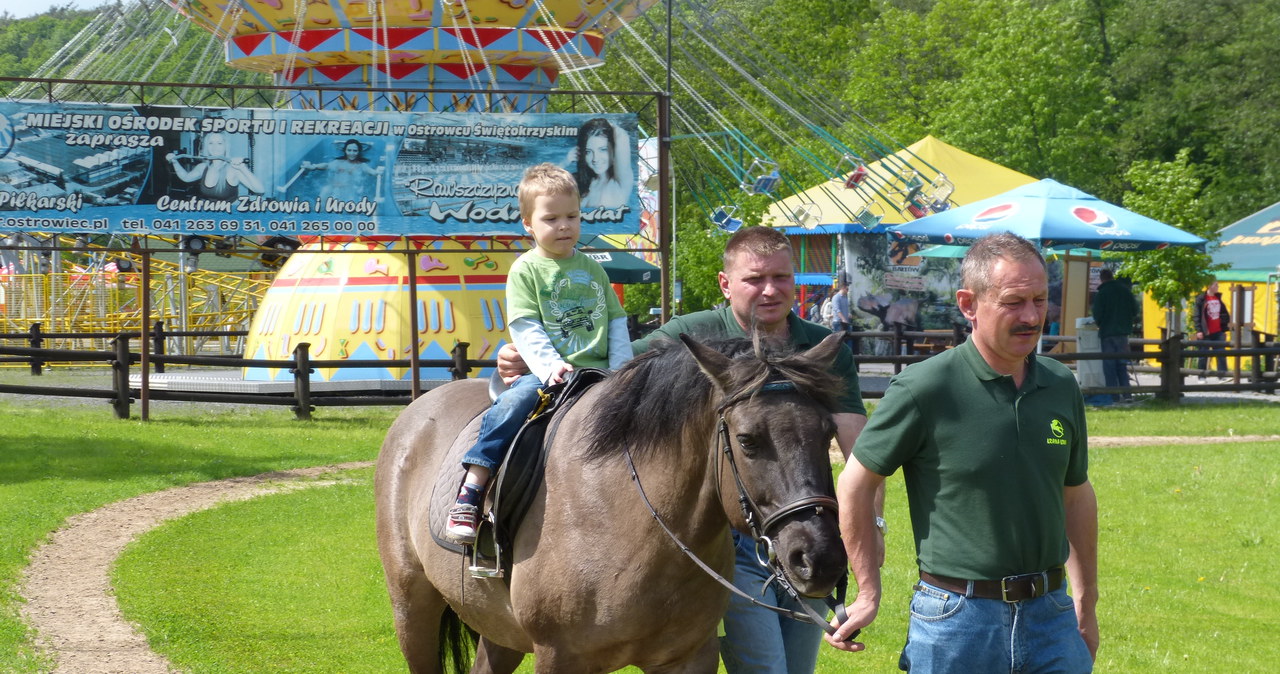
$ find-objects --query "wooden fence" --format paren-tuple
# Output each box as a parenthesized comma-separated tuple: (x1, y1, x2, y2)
(1, 323, 1277, 420)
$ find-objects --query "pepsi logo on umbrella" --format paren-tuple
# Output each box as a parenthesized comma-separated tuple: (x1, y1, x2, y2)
(1072, 206, 1129, 236)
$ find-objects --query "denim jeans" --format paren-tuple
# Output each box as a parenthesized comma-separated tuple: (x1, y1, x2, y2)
(1099, 335, 1130, 401)
(899, 580, 1092, 673)
(719, 531, 827, 674)
(1198, 331, 1228, 375)
(460, 373, 543, 471)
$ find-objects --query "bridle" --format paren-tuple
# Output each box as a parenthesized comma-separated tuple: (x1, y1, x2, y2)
(623, 378, 854, 640)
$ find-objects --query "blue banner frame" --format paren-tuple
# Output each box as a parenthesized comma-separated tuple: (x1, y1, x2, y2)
(0, 101, 641, 238)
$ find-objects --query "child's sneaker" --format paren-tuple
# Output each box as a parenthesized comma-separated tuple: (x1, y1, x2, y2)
(445, 503, 479, 544)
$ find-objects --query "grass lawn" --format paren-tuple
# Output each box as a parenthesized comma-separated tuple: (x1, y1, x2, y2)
(0, 400, 401, 673)
(4, 395, 1279, 672)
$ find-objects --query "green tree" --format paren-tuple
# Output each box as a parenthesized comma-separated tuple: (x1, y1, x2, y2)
(1107, 0, 1280, 225)
(1115, 149, 1222, 321)
(930, 0, 1119, 197)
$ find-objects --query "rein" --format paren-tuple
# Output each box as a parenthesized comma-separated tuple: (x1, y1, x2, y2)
(623, 379, 855, 640)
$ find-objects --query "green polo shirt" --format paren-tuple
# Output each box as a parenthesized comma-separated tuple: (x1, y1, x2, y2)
(853, 338, 1088, 580)
(631, 306, 866, 416)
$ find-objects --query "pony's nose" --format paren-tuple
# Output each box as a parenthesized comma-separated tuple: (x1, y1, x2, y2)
(787, 547, 817, 582)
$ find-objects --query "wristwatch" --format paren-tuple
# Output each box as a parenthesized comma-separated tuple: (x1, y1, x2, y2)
(874, 516, 887, 535)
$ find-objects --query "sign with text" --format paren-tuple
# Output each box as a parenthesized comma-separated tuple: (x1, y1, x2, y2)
(0, 102, 641, 237)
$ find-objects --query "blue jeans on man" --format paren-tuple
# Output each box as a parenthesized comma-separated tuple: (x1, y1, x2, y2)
(899, 580, 1093, 673)
(460, 373, 543, 471)
(720, 530, 827, 674)
(1099, 335, 1130, 402)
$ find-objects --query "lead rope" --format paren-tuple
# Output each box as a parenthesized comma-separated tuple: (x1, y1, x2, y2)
(623, 443, 857, 641)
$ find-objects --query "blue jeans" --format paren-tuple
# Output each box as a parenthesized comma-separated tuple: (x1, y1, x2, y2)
(461, 373, 542, 471)
(899, 580, 1092, 673)
(1099, 335, 1130, 401)
(719, 531, 826, 674)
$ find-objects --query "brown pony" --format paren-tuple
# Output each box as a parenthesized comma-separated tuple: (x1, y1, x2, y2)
(376, 333, 848, 673)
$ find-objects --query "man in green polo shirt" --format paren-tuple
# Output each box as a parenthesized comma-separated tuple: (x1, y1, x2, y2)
(826, 232, 1099, 672)
(498, 226, 873, 673)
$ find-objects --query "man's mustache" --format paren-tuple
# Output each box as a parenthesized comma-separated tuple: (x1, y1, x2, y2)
(1011, 323, 1042, 334)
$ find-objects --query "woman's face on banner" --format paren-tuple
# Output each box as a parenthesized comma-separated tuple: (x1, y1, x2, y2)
(584, 132, 611, 178)
(344, 142, 361, 161)
(204, 133, 226, 158)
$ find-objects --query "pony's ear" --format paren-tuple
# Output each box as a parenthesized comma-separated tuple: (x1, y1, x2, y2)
(680, 333, 734, 390)
(801, 333, 845, 369)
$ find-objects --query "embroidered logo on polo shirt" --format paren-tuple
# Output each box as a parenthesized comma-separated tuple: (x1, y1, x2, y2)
(1046, 419, 1068, 445)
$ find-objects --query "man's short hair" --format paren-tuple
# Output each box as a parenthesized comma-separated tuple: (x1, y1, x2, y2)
(517, 163, 580, 222)
(1099, 268, 1114, 283)
(723, 226, 792, 270)
(960, 232, 1045, 299)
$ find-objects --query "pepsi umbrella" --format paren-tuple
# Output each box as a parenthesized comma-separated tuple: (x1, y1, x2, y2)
(887, 178, 1207, 252)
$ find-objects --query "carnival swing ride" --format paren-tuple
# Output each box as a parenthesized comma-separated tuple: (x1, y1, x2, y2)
(2, 0, 953, 385)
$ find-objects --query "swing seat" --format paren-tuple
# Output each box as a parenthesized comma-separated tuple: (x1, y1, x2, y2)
(791, 203, 821, 229)
(711, 207, 743, 233)
(843, 164, 869, 188)
(750, 170, 781, 195)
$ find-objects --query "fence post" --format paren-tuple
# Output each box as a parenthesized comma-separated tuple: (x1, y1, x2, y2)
(892, 325, 905, 374)
(449, 341, 471, 381)
(152, 320, 166, 374)
(1158, 334, 1183, 403)
(28, 322, 43, 376)
(111, 335, 132, 419)
(951, 323, 966, 348)
(291, 342, 313, 421)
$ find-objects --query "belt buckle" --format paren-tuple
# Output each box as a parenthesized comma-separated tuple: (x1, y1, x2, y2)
(1000, 572, 1044, 603)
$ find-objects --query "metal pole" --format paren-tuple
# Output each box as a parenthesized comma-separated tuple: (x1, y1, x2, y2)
(659, 90, 672, 322)
(406, 245, 422, 398)
(137, 239, 151, 421)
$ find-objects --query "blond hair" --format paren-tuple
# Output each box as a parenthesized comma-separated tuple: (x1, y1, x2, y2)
(518, 163, 580, 222)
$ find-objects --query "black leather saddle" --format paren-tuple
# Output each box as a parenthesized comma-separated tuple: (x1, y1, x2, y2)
(428, 368, 609, 570)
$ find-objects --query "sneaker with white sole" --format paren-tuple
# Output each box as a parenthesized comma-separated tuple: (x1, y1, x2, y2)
(445, 503, 479, 544)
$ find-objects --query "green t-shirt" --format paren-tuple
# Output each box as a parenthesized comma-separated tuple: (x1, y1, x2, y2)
(853, 338, 1089, 580)
(506, 250, 626, 370)
(631, 306, 866, 416)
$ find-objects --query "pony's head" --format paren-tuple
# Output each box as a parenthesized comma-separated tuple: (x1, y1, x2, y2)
(683, 332, 848, 597)
(585, 333, 848, 597)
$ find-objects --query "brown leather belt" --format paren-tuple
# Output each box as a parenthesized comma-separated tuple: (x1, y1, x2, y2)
(919, 568, 1064, 603)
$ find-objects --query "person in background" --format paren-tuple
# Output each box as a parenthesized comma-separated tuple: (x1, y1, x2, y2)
(831, 281, 851, 334)
(1091, 268, 1137, 403)
(499, 226, 881, 674)
(828, 232, 1098, 673)
(1193, 280, 1231, 381)
(444, 163, 632, 544)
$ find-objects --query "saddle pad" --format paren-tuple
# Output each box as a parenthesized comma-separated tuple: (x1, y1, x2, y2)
(427, 411, 486, 556)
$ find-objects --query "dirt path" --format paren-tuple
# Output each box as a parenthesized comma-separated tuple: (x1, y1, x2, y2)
(20, 432, 1280, 673)
(18, 462, 373, 674)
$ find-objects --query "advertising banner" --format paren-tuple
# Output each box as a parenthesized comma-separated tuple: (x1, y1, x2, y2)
(0, 101, 642, 238)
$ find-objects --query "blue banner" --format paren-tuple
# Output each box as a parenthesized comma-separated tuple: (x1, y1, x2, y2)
(0, 101, 641, 238)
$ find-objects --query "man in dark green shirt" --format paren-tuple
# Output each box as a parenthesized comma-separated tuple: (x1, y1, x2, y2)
(827, 233, 1099, 673)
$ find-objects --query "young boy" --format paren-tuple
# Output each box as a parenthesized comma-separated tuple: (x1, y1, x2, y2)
(446, 163, 632, 544)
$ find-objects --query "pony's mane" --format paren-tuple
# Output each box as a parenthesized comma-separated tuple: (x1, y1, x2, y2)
(582, 336, 844, 461)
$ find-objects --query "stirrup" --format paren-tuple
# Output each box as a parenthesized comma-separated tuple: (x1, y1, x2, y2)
(466, 512, 504, 579)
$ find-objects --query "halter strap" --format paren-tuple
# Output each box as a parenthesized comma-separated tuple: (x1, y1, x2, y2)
(622, 376, 855, 641)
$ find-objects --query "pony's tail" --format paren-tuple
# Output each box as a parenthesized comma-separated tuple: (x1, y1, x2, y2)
(439, 605, 477, 674)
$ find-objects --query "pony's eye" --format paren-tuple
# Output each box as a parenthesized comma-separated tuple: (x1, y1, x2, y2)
(735, 434, 758, 452)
